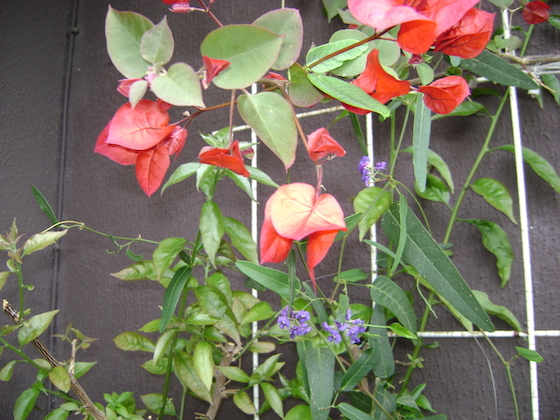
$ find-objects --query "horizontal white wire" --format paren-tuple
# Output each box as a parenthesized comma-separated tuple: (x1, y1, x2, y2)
(391, 330, 560, 339)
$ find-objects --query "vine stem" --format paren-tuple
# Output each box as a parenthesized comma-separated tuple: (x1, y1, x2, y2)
(399, 90, 511, 394)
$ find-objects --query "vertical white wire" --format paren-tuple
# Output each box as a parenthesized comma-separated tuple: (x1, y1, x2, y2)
(365, 113, 377, 280)
(501, 9, 539, 419)
(250, 83, 260, 419)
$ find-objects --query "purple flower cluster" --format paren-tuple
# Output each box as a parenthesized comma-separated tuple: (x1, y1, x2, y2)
(277, 306, 312, 339)
(358, 156, 387, 187)
(322, 309, 366, 344)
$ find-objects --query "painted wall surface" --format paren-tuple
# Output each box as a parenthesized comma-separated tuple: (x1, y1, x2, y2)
(1, 1, 559, 419)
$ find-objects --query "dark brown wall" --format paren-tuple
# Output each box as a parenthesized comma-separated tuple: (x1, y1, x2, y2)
(1, 1, 559, 419)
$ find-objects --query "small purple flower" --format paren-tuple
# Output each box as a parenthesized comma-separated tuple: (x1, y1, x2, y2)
(277, 306, 312, 339)
(323, 322, 342, 343)
(322, 309, 365, 344)
(358, 156, 386, 187)
(374, 161, 387, 171)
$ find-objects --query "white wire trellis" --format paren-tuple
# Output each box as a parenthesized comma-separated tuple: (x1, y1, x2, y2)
(240, 39, 559, 414)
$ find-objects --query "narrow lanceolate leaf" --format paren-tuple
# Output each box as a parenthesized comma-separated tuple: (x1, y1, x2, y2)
(370, 275, 417, 334)
(337, 403, 375, 420)
(381, 203, 494, 331)
(305, 347, 334, 420)
(340, 348, 377, 391)
(472, 290, 522, 331)
(49, 366, 71, 393)
(153, 329, 179, 364)
(174, 352, 213, 404)
(18, 310, 59, 346)
(465, 219, 513, 288)
(139, 16, 174, 65)
(233, 391, 257, 415)
(261, 382, 284, 418)
(237, 92, 297, 170)
(160, 266, 192, 332)
(471, 178, 516, 224)
(113, 331, 155, 352)
(541, 74, 560, 105)
(236, 261, 296, 300)
(105, 7, 153, 78)
(22, 230, 67, 257)
(403, 147, 455, 193)
(151, 62, 205, 107)
(369, 304, 395, 378)
(0, 360, 17, 381)
(413, 98, 431, 192)
(193, 341, 214, 391)
(253, 8, 303, 71)
(200, 25, 283, 89)
(459, 50, 538, 91)
(31, 186, 59, 225)
(496, 145, 560, 194)
(308, 73, 390, 118)
(515, 346, 544, 363)
(200, 201, 225, 267)
(246, 166, 279, 188)
(13, 388, 40, 420)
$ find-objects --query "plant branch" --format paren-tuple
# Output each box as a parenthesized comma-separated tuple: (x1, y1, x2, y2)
(3, 300, 107, 420)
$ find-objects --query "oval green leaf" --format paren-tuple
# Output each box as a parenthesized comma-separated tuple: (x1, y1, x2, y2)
(193, 341, 214, 391)
(151, 62, 204, 107)
(200, 201, 224, 267)
(111, 260, 156, 281)
(152, 237, 187, 281)
(233, 391, 257, 414)
(113, 331, 155, 352)
(49, 366, 71, 393)
(237, 92, 297, 170)
(22, 230, 67, 257)
(18, 310, 59, 346)
(353, 187, 392, 240)
(287, 63, 324, 107)
(174, 352, 213, 404)
(200, 25, 283, 89)
(217, 366, 250, 383)
(140, 16, 174, 65)
(471, 177, 516, 224)
(162, 162, 201, 192)
(224, 217, 258, 263)
(260, 382, 284, 418)
(14, 388, 40, 420)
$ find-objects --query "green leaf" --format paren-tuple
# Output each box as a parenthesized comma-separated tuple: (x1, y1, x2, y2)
(370, 275, 417, 335)
(193, 341, 214, 391)
(246, 166, 279, 188)
(465, 219, 513, 288)
(200, 25, 283, 89)
(153, 329, 178, 364)
(338, 403, 375, 420)
(417, 62, 434, 85)
(459, 50, 538, 91)
(153, 237, 187, 281)
(113, 331, 155, 352)
(329, 30, 375, 78)
(236, 261, 297, 300)
(472, 290, 521, 331)
(253, 8, 303, 71)
(22, 230, 67, 257)
(0, 271, 9, 292)
(0, 360, 17, 381)
(515, 346, 544, 363)
(49, 366, 71, 393)
(550, 14, 560, 30)
(162, 162, 201, 192)
(340, 348, 377, 391)
(43, 408, 70, 420)
(248, 341, 276, 353)
(160, 266, 192, 332)
(287, 63, 324, 107)
(195, 285, 229, 319)
(308, 74, 390, 118)
(322, 0, 348, 21)
(413, 98, 431, 192)
(139, 16, 173, 65)
(333, 268, 369, 283)
(353, 187, 392, 240)
(403, 147, 455, 193)
(307, 39, 368, 73)
(261, 382, 284, 418)
(541, 74, 560, 105)
(174, 352, 213, 404)
(31, 186, 58, 225)
(206, 272, 233, 304)
(381, 202, 494, 331)
(128, 79, 148, 108)
(487, 0, 514, 7)
(140, 393, 177, 416)
(18, 310, 59, 346)
(388, 322, 417, 339)
(416, 174, 450, 204)
(200, 201, 224, 267)
(233, 391, 257, 414)
(432, 100, 488, 120)
(111, 260, 156, 281)
(73, 361, 97, 379)
(151, 62, 204, 107)
(105, 7, 153, 78)
(241, 301, 275, 325)
(368, 305, 395, 378)
(471, 178, 516, 224)
(226, 170, 255, 200)
(286, 404, 312, 420)
(237, 92, 297, 170)
(217, 366, 250, 383)
(305, 347, 334, 420)
(496, 145, 560, 194)
(14, 388, 40, 420)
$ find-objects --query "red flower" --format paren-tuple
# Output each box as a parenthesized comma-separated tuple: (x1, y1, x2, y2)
(202, 55, 231, 89)
(307, 128, 346, 163)
(348, 0, 480, 54)
(260, 183, 347, 290)
(198, 140, 250, 177)
(94, 100, 187, 196)
(418, 75, 469, 114)
(343, 49, 411, 114)
(522, 1, 550, 25)
(434, 8, 494, 58)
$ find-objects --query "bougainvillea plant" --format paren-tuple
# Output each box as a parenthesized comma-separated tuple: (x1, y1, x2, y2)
(2, 0, 558, 419)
